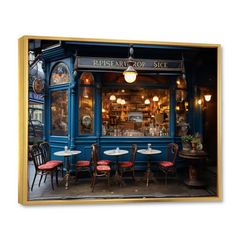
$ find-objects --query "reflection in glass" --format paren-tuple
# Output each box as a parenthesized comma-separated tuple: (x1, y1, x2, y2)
(176, 90, 189, 136)
(51, 90, 68, 136)
(50, 63, 70, 85)
(102, 88, 169, 136)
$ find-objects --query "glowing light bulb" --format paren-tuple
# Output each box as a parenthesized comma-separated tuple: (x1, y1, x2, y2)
(144, 99, 150, 105)
(109, 95, 116, 101)
(204, 94, 212, 102)
(117, 98, 122, 104)
(152, 96, 159, 102)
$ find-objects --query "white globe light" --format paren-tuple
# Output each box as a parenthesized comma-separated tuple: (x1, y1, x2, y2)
(152, 96, 159, 102)
(144, 99, 150, 105)
(109, 95, 116, 101)
(117, 98, 122, 104)
(121, 99, 126, 105)
(123, 71, 137, 83)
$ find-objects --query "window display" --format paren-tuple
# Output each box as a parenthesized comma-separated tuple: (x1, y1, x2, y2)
(102, 88, 169, 136)
(50, 90, 68, 136)
(79, 72, 94, 135)
(176, 76, 189, 136)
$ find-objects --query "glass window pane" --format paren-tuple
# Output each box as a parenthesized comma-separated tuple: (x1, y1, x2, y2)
(28, 103, 44, 144)
(102, 88, 169, 136)
(176, 90, 189, 136)
(50, 63, 70, 85)
(79, 87, 94, 134)
(51, 90, 68, 136)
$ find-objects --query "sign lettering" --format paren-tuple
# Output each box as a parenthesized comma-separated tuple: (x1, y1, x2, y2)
(76, 57, 183, 71)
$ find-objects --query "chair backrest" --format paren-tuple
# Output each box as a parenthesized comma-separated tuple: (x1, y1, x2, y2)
(130, 144, 137, 163)
(39, 142, 50, 162)
(166, 143, 179, 163)
(31, 144, 45, 170)
(91, 143, 99, 168)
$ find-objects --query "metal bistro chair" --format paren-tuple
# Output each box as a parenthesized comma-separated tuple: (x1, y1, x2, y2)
(118, 144, 137, 184)
(39, 142, 64, 178)
(91, 143, 111, 192)
(158, 143, 179, 185)
(30, 144, 59, 191)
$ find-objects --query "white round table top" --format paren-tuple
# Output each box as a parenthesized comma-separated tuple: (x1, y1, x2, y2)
(54, 150, 81, 157)
(137, 149, 162, 155)
(104, 149, 129, 156)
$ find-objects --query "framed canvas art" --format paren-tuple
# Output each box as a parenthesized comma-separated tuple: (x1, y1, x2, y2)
(18, 36, 222, 205)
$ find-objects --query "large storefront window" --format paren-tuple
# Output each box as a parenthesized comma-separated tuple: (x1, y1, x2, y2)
(79, 72, 94, 135)
(176, 76, 189, 136)
(50, 90, 68, 136)
(102, 88, 170, 136)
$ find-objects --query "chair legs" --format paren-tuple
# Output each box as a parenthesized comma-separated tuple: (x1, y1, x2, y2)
(118, 168, 136, 186)
(50, 172, 54, 190)
(91, 172, 110, 192)
(44, 174, 48, 183)
(165, 172, 168, 185)
(31, 170, 57, 191)
(31, 172, 37, 191)
(107, 172, 110, 190)
(39, 174, 43, 187)
(91, 173, 96, 192)
(76, 167, 92, 183)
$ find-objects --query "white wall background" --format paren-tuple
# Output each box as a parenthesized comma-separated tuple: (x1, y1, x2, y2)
(0, 0, 234, 235)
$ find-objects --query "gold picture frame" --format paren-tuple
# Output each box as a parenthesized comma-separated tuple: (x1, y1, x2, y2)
(18, 35, 222, 205)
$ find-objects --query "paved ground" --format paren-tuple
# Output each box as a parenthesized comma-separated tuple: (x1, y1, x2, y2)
(28, 162, 217, 201)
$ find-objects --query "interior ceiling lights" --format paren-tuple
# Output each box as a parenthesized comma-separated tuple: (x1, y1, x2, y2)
(109, 95, 116, 101)
(123, 46, 138, 83)
(144, 98, 150, 105)
(152, 96, 159, 102)
(117, 98, 122, 104)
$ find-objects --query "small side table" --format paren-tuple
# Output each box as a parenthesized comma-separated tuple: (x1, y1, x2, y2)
(137, 149, 162, 187)
(104, 149, 129, 184)
(179, 150, 208, 187)
(54, 150, 81, 190)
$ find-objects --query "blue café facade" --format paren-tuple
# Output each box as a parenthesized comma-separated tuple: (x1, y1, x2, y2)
(32, 40, 215, 171)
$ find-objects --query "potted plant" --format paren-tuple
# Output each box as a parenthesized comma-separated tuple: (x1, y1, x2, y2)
(191, 133, 203, 152)
(181, 135, 193, 151)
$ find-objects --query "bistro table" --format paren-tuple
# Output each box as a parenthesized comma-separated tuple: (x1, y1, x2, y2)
(137, 149, 162, 187)
(179, 150, 208, 187)
(54, 150, 81, 190)
(104, 148, 129, 184)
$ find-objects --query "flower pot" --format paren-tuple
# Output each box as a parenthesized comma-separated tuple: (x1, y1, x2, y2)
(182, 142, 191, 151)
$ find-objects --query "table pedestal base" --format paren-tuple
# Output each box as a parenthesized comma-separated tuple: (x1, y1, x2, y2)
(144, 157, 156, 187)
(184, 164, 205, 187)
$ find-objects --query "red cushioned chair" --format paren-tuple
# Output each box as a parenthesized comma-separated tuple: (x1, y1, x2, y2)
(94, 143, 112, 166)
(91, 143, 111, 192)
(75, 159, 92, 181)
(30, 144, 59, 191)
(118, 144, 137, 184)
(158, 143, 179, 185)
(39, 142, 64, 180)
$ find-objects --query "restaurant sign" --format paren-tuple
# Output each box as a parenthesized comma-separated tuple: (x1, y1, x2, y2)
(76, 57, 183, 71)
